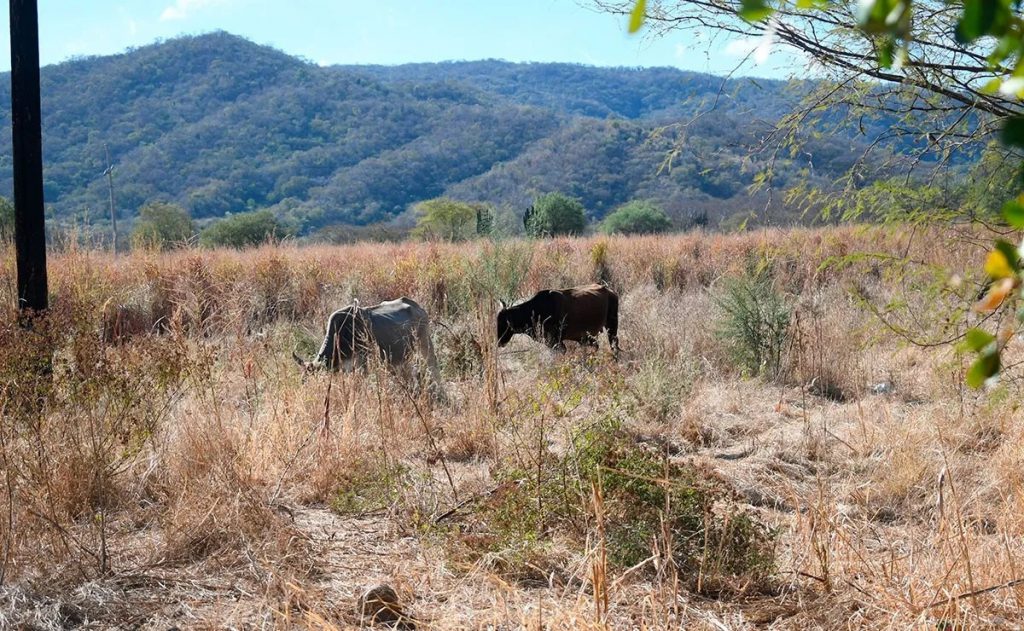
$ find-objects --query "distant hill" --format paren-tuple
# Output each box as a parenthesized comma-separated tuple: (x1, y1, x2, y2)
(0, 32, 959, 234)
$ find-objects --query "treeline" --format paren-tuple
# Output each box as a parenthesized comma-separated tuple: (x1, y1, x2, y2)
(0, 32, 969, 240)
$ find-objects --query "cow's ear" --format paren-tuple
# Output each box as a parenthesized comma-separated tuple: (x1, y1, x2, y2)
(498, 298, 508, 310)
(352, 298, 360, 310)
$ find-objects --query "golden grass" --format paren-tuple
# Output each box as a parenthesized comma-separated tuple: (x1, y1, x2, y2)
(1, 225, 1017, 629)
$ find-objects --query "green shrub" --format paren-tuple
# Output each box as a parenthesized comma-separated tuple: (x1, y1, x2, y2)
(330, 460, 411, 515)
(600, 200, 672, 235)
(525, 192, 587, 237)
(200, 209, 286, 248)
(0, 196, 13, 242)
(452, 413, 775, 589)
(713, 272, 791, 379)
(132, 201, 195, 250)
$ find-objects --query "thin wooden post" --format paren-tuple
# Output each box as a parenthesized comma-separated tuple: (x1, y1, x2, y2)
(103, 144, 118, 254)
(9, 0, 47, 313)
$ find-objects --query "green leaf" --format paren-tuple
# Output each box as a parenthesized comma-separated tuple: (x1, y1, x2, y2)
(956, 0, 1002, 43)
(876, 38, 896, 68)
(994, 238, 1022, 271)
(1003, 197, 1024, 228)
(739, 0, 774, 22)
(857, 0, 891, 33)
(964, 328, 997, 352)
(967, 350, 1001, 388)
(1001, 116, 1024, 148)
(628, 0, 647, 33)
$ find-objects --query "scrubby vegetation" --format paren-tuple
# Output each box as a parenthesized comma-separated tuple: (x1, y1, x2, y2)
(131, 201, 195, 250)
(1, 225, 1018, 627)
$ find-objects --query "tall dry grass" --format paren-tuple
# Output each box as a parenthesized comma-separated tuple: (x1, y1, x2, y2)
(0, 225, 1014, 628)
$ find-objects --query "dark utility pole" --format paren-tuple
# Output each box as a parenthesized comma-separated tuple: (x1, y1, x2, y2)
(9, 0, 48, 313)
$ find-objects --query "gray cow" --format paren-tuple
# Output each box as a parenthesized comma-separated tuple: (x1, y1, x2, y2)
(294, 297, 443, 394)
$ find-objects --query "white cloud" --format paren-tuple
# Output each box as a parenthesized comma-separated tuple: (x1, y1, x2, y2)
(723, 38, 759, 58)
(722, 22, 776, 65)
(160, 0, 227, 22)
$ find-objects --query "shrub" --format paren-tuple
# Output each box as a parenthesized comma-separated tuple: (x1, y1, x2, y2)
(450, 413, 775, 590)
(200, 209, 285, 248)
(131, 201, 195, 250)
(0, 196, 12, 242)
(713, 272, 791, 379)
(525, 192, 587, 237)
(600, 200, 672, 235)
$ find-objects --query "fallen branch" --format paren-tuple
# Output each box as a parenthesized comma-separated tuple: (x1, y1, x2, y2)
(924, 577, 1024, 610)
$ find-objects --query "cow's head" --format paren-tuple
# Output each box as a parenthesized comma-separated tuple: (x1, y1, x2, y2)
(496, 299, 528, 347)
(292, 350, 318, 377)
(320, 305, 364, 371)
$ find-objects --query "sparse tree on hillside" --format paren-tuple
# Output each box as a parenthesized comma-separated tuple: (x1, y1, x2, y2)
(413, 198, 494, 241)
(525, 193, 587, 237)
(601, 200, 672, 235)
(200, 209, 285, 248)
(132, 201, 195, 250)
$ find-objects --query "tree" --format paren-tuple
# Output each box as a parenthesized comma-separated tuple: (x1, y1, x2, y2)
(525, 193, 587, 237)
(412, 198, 494, 241)
(131, 201, 195, 250)
(200, 209, 285, 248)
(600, 200, 672, 235)
(963, 144, 1024, 220)
(0, 196, 13, 242)
(617, 0, 1024, 388)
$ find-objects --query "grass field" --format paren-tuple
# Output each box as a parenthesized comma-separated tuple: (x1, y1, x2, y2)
(1, 225, 1020, 629)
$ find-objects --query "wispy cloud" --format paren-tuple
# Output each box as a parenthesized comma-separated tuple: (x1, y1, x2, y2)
(722, 22, 776, 65)
(160, 0, 227, 22)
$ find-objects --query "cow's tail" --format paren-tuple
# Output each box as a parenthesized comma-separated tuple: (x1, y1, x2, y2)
(606, 291, 620, 352)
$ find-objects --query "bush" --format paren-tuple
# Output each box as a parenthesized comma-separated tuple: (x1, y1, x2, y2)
(524, 192, 587, 237)
(200, 209, 285, 248)
(600, 200, 672, 235)
(131, 201, 195, 250)
(713, 272, 791, 380)
(0, 196, 12, 242)
(449, 412, 775, 590)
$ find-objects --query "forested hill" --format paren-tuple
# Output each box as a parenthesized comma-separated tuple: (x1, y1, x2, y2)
(0, 32, 931, 233)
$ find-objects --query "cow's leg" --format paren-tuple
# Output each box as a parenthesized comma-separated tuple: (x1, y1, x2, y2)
(606, 292, 620, 353)
(417, 325, 446, 401)
(543, 318, 566, 352)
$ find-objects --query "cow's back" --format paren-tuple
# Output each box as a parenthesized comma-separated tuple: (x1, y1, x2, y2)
(365, 298, 429, 362)
(560, 284, 612, 340)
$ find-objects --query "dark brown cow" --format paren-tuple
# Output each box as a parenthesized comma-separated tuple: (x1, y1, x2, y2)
(497, 283, 619, 351)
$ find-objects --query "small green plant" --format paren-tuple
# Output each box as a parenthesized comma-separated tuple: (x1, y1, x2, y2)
(330, 460, 411, 515)
(713, 272, 791, 380)
(471, 240, 534, 304)
(452, 411, 774, 590)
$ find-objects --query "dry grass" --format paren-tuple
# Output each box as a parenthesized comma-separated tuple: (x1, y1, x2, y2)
(0, 225, 1017, 629)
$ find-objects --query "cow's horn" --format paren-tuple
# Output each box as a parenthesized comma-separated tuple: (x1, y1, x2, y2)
(292, 350, 308, 368)
(498, 298, 508, 310)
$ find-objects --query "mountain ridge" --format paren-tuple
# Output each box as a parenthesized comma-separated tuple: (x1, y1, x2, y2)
(0, 31, 936, 233)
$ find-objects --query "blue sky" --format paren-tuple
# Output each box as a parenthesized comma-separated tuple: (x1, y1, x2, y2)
(0, 1, 792, 76)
